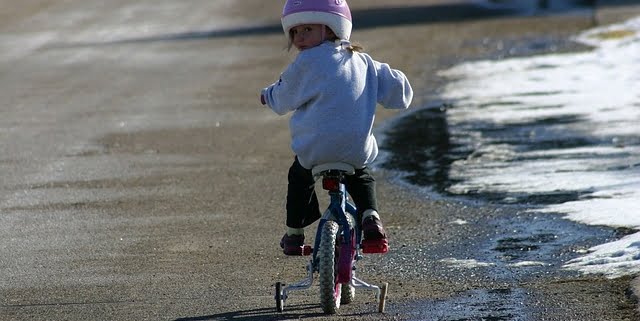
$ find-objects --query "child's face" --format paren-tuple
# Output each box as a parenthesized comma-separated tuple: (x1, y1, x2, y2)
(290, 24, 325, 51)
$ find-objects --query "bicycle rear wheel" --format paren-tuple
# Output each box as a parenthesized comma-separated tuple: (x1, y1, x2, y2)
(341, 284, 355, 304)
(275, 282, 284, 312)
(318, 221, 341, 314)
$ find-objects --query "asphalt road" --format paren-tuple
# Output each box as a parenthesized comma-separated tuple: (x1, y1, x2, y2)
(1, 1, 639, 320)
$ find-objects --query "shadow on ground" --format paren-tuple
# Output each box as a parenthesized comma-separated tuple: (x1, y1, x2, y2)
(49, 1, 605, 48)
(172, 303, 374, 321)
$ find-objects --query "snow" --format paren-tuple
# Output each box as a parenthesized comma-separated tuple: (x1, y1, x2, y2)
(438, 16, 640, 278)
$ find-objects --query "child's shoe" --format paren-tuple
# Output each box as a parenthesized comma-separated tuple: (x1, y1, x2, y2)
(280, 233, 312, 256)
(361, 216, 389, 254)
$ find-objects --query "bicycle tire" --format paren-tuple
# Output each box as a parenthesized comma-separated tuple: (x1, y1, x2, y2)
(275, 282, 284, 312)
(340, 284, 355, 304)
(378, 282, 388, 313)
(318, 221, 341, 314)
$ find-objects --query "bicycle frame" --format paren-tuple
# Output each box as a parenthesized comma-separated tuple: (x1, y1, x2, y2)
(312, 181, 357, 282)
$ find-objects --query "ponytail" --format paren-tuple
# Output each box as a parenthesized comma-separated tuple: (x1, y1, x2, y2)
(344, 42, 364, 53)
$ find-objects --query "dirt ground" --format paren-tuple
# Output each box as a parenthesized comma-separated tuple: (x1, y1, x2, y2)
(1, 1, 640, 320)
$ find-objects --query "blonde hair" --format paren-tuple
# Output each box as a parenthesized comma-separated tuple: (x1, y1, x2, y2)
(344, 42, 364, 53)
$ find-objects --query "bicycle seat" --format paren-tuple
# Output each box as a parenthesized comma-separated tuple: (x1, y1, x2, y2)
(312, 162, 356, 176)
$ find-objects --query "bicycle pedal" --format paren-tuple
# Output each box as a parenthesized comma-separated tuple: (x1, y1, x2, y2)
(302, 245, 313, 256)
(361, 239, 389, 254)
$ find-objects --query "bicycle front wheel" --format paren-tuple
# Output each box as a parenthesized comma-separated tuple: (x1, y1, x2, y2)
(318, 221, 341, 314)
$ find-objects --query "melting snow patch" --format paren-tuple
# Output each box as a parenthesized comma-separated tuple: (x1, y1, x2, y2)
(564, 232, 640, 278)
(450, 219, 469, 225)
(508, 261, 547, 267)
(437, 14, 640, 279)
(440, 258, 495, 268)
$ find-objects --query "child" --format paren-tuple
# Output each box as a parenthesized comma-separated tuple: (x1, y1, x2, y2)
(261, 0, 413, 255)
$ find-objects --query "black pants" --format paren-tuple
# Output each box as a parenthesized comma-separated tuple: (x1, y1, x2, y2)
(286, 157, 378, 228)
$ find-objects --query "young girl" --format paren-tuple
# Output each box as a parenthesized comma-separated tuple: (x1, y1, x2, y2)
(261, 0, 413, 255)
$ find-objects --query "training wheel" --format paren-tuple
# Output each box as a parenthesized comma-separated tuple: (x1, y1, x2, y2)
(378, 282, 388, 313)
(275, 282, 284, 312)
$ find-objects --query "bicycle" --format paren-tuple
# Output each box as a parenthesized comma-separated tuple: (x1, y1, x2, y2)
(274, 162, 389, 314)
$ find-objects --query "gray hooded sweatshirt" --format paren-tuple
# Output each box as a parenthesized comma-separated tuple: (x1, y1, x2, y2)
(262, 41, 413, 169)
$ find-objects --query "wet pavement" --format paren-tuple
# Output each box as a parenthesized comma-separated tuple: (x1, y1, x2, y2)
(361, 200, 635, 320)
